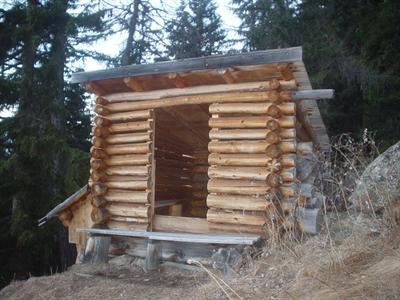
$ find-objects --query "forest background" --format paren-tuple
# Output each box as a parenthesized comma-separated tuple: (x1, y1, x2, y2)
(0, 0, 399, 287)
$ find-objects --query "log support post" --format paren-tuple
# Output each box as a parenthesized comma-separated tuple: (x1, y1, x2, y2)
(145, 239, 161, 271)
(82, 233, 111, 264)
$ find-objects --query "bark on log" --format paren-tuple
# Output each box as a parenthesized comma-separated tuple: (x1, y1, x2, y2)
(280, 128, 296, 139)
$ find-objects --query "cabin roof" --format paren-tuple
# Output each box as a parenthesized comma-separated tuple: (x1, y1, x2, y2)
(71, 46, 330, 152)
(71, 47, 303, 83)
(38, 185, 89, 226)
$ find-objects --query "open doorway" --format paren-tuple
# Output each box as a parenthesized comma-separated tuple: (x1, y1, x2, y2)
(153, 104, 210, 219)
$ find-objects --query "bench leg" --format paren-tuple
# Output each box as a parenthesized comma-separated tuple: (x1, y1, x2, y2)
(145, 239, 160, 271)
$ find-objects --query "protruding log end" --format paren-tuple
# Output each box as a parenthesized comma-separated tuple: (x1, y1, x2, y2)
(94, 105, 111, 116)
(265, 131, 281, 144)
(90, 158, 107, 170)
(266, 144, 282, 158)
(91, 196, 107, 208)
(92, 182, 108, 196)
(90, 170, 107, 182)
(269, 78, 281, 90)
(90, 147, 108, 159)
(91, 207, 110, 224)
(267, 173, 282, 188)
(268, 90, 280, 103)
(91, 136, 107, 149)
(92, 126, 110, 138)
(94, 116, 111, 127)
(279, 91, 292, 101)
(266, 105, 281, 118)
(96, 97, 109, 105)
(267, 119, 280, 131)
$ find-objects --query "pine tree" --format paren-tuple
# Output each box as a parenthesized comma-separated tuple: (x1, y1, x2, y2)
(0, 0, 106, 286)
(166, 0, 226, 59)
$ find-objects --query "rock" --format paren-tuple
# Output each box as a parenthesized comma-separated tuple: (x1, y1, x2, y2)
(351, 141, 400, 213)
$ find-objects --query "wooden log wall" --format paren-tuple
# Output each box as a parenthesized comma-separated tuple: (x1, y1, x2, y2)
(89, 103, 154, 231)
(190, 150, 209, 218)
(206, 80, 298, 233)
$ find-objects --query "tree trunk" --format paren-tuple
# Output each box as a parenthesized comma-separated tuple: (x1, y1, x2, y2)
(121, 0, 141, 66)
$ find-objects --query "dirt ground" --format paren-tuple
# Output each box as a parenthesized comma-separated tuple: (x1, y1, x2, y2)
(1, 212, 400, 300)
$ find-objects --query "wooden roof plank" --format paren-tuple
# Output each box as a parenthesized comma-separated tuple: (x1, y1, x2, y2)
(71, 47, 302, 83)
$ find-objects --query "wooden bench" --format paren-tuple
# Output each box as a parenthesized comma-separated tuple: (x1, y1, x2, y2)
(78, 227, 260, 270)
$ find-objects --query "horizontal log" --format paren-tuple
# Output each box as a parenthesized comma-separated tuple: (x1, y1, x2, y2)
(107, 221, 148, 231)
(209, 103, 281, 116)
(106, 132, 151, 144)
(106, 166, 149, 176)
(104, 154, 151, 166)
(209, 129, 280, 143)
(100, 91, 286, 113)
(279, 140, 297, 153)
(103, 109, 152, 123)
(277, 116, 296, 128)
(208, 166, 280, 182)
(104, 190, 150, 204)
(208, 141, 280, 156)
(105, 142, 151, 155)
(281, 154, 296, 167)
(107, 203, 150, 218)
(280, 128, 296, 139)
(103, 181, 149, 190)
(209, 153, 276, 167)
(103, 79, 296, 102)
(94, 116, 111, 127)
(109, 120, 151, 134)
(209, 116, 279, 130)
(280, 183, 298, 197)
(109, 216, 149, 224)
(281, 167, 296, 182)
(207, 209, 267, 226)
(207, 178, 271, 195)
(207, 194, 272, 211)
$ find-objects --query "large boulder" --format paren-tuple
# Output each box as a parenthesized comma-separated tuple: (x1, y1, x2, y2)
(351, 141, 400, 213)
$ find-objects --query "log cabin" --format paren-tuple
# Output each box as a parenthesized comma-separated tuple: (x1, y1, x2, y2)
(39, 47, 333, 267)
